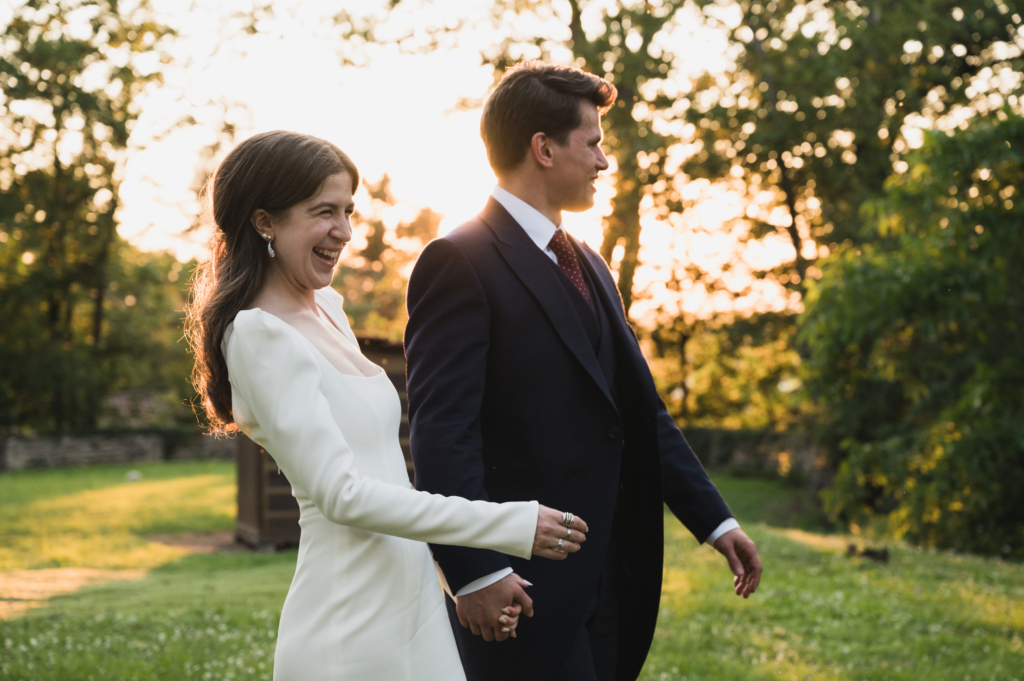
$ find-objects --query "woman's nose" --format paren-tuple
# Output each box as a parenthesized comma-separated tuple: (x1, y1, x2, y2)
(332, 217, 353, 242)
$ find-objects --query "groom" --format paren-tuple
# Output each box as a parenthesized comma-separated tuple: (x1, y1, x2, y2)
(405, 61, 762, 681)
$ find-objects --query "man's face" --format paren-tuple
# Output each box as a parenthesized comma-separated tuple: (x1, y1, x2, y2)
(549, 101, 609, 213)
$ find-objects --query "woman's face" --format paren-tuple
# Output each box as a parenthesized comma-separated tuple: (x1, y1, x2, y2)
(261, 171, 354, 291)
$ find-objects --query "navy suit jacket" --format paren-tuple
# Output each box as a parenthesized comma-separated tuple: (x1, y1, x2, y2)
(405, 198, 732, 681)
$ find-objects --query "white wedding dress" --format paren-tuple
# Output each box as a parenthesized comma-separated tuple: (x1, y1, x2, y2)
(223, 288, 538, 681)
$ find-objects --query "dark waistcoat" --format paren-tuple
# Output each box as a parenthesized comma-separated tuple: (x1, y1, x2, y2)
(544, 245, 619, 409)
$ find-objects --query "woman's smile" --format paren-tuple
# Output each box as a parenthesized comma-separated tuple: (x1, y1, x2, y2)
(313, 245, 341, 266)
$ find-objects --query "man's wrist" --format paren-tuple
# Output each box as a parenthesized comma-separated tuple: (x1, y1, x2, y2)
(455, 568, 514, 596)
(707, 518, 741, 546)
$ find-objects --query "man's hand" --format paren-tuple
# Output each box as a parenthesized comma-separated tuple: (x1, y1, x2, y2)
(712, 528, 762, 598)
(455, 573, 534, 642)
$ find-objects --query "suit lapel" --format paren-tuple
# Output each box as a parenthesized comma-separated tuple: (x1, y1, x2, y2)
(575, 242, 633, 342)
(576, 238, 661, 409)
(479, 198, 616, 410)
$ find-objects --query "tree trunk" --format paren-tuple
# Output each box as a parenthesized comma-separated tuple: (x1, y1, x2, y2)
(611, 196, 643, 313)
(1009, 220, 1024, 352)
(746, 12, 807, 285)
(778, 170, 808, 283)
(92, 286, 105, 347)
(597, 139, 644, 313)
(49, 149, 66, 431)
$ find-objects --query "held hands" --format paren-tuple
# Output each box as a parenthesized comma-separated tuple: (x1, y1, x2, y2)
(533, 506, 588, 560)
(456, 507, 585, 643)
(712, 528, 763, 598)
(454, 573, 534, 642)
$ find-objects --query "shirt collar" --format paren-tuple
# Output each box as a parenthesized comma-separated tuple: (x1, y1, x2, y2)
(491, 185, 561, 252)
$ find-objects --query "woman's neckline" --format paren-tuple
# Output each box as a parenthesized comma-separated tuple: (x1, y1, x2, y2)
(239, 293, 385, 380)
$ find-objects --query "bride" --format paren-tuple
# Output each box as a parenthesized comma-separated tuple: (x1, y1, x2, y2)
(186, 130, 589, 681)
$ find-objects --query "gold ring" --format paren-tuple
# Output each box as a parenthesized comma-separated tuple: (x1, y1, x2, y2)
(556, 538, 564, 551)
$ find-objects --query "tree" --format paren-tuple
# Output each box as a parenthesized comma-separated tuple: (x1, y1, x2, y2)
(684, 0, 1023, 287)
(674, 0, 1024, 430)
(799, 112, 1024, 557)
(0, 0, 183, 433)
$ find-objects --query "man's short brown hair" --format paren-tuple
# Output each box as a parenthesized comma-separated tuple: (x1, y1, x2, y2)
(480, 61, 617, 175)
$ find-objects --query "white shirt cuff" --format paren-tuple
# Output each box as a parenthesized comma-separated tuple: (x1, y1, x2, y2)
(453, 521, 738, 596)
(455, 568, 514, 596)
(706, 518, 740, 545)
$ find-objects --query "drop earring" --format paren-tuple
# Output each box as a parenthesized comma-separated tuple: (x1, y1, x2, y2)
(261, 232, 275, 258)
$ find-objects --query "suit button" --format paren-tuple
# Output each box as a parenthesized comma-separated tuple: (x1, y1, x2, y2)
(607, 427, 621, 440)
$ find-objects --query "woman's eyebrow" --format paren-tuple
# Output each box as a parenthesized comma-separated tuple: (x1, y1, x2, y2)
(306, 201, 338, 213)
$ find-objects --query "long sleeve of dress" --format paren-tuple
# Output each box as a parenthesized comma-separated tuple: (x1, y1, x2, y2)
(224, 308, 539, 559)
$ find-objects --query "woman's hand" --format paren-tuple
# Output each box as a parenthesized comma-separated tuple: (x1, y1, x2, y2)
(496, 602, 522, 638)
(533, 506, 588, 560)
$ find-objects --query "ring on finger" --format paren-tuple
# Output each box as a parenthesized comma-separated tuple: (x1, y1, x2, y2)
(565, 527, 572, 539)
(556, 538, 564, 551)
(562, 511, 574, 528)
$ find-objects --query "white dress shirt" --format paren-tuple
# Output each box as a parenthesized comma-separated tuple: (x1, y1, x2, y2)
(455, 187, 740, 597)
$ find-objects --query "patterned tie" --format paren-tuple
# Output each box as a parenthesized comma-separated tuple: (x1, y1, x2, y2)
(548, 229, 591, 305)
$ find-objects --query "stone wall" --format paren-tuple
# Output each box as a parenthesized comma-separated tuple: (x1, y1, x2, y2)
(0, 431, 235, 471)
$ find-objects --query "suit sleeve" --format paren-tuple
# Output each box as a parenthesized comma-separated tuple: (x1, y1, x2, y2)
(656, 397, 734, 543)
(405, 238, 514, 593)
(225, 309, 538, 556)
(581, 242, 734, 544)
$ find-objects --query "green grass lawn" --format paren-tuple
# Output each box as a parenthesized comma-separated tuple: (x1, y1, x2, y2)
(645, 477, 1024, 681)
(1, 464, 1022, 681)
(0, 461, 236, 570)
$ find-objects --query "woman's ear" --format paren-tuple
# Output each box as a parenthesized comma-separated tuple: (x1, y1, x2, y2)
(251, 209, 274, 240)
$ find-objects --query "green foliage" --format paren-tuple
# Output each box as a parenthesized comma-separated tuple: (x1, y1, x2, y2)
(0, 237, 198, 433)
(335, 175, 441, 342)
(685, 0, 1023, 282)
(0, 1, 194, 434)
(652, 314, 808, 430)
(665, 0, 1024, 437)
(800, 113, 1024, 558)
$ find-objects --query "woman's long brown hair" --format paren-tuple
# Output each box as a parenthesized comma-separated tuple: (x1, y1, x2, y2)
(186, 131, 359, 433)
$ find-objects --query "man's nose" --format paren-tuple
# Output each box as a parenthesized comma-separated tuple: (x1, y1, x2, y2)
(596, 148, 610, 170)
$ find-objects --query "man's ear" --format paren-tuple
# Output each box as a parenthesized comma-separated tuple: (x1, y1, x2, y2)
(251, 209, 274, 240)
(529, 132, 555, 169)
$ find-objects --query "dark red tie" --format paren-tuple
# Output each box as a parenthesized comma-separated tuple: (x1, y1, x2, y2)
(548, 229, 591, 305)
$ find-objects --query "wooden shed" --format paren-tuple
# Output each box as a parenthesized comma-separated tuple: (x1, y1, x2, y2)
(235, 336, 411, 550)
